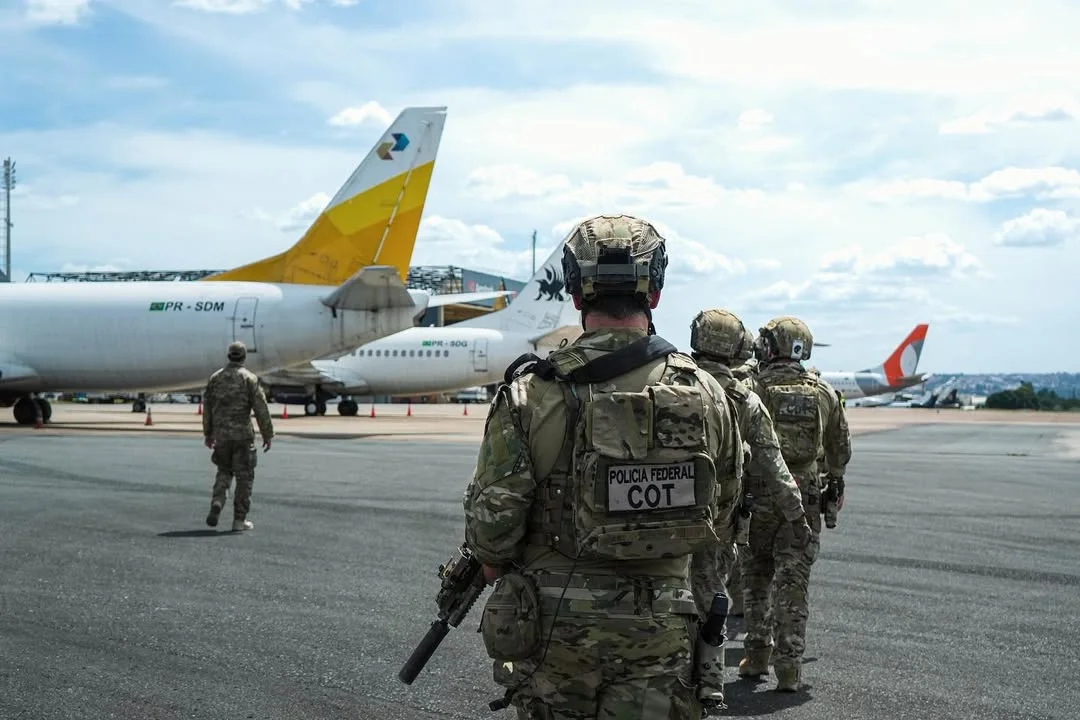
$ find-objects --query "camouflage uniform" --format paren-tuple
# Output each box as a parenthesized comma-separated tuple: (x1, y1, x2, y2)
(462, 216, 743, 719)
(724, 354, 757, 613)
(203, 341, 274, 530)
(742, 317, 851, 691)
(687, 312, 806, 621)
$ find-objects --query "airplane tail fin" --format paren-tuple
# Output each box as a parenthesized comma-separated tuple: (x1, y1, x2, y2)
(203, 106, 448, 287)
(862, 323, 930, 387)
(456, 245, 579, 337)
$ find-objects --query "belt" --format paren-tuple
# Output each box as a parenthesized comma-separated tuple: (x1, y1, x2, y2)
(528, 572, 697, 617)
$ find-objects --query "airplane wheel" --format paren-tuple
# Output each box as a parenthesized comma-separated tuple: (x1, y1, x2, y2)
(316, 400, 327, 416)
(133, 399, 146, 413)
(338, 400, 358, 416)
(13, 397, 37, 425)
(304, 401, 318, 416)
(36, 399, 52, 423)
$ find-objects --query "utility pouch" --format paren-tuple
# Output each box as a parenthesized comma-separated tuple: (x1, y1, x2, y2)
(249, 445, 258, 470)
(479, 572, 542, 661)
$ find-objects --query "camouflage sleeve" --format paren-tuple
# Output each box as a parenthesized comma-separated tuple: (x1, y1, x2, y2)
(462, 383, 537, 568)
(202, 376, 215, 438)
(821, 383, 852, 478)
(704, 377, 741, 534)
(745, 394, 805, 522)
(248, 375, 274, 442)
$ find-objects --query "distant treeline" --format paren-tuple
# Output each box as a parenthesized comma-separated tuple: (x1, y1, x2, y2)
(985, 382, 1080, 411)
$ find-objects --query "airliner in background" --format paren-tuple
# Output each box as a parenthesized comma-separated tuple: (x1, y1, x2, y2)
(0, 106, 505, 426)
(261, 246, 582, 416)
(816, 323, 931, 400)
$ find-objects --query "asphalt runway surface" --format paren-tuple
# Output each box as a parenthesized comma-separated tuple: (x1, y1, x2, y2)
(1, 421, 1078, 719)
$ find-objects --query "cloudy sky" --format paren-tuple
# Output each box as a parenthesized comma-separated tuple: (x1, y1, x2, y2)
(2, 0, 1078, 373)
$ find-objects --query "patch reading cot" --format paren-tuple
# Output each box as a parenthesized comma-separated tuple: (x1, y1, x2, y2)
(607, 462, 696, 512)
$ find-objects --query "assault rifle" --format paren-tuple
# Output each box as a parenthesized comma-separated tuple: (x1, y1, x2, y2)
(398, 543, 488, 685)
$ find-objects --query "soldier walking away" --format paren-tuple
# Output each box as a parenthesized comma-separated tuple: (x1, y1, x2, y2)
(462, 215, 744, 718)
(202, 341, 274, 532)
(687, 310, 809, 624)
(741, 316, 851, 692)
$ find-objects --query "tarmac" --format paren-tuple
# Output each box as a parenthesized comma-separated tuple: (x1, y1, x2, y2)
(1, 403, 1078, 719)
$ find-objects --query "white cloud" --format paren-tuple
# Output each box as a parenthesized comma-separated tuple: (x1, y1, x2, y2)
(860, 167, 1080, 203)
(412, 216, 537, 280)
(25, 0, 89, 24)
(742, 233, 987, 320)
(253, 192, 330, 232)
(464, 161, 767, 211)
(819, 233, 987, 280)
(327, 101, 392, 128)
(994, 208, 1080, 248)
(173, 0, 273, 13)
(738, 109, 774, 131)
(940, 95, 1080, 134)
(174, 0, 358, 12)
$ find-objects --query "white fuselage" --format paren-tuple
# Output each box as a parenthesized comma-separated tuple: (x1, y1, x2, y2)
(0, 281, 422, 394)
(269, 325, 540, 396)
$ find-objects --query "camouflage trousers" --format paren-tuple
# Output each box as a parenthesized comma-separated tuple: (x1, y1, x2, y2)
(739, 491, 821, 667)
(690, 539, 738, 619)
(495, 580, 702, 720)
(210, 437, 257, 520)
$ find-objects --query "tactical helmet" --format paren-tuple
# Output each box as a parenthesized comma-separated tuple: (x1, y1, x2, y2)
(227, 341, 247, 362)
(758, 316, 813, 362)
(561, 215, 668, 303)
(689, 309, 753, 361)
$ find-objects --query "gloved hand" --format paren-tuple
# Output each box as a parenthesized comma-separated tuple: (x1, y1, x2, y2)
(790, 518, 812, 549)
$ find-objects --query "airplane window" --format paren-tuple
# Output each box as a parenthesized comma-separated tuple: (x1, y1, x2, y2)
(444, 350, 449, 357)
(409, 350, 415, 357)
(368, 350, 373, 356)
(426, 350, 432, 357)
(376, 349, 381, 357)
(393, 350, 398, 357)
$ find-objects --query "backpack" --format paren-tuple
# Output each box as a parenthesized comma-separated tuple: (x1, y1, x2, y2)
(506, 336, 738, 562)
(757, 372, 822, 472)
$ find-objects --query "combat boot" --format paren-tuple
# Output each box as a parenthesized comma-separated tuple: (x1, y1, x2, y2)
(738, 648, 771, 678)
(232, 519, 253, 532)
(206, 503, 222, 527)
(774, 662, 801, 692)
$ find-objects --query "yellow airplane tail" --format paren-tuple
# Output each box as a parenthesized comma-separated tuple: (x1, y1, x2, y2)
(204, 106, 448, 287)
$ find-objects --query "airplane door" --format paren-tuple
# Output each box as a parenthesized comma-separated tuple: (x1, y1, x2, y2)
(472, 338, 489, 372)
(233, 297, 258, 353)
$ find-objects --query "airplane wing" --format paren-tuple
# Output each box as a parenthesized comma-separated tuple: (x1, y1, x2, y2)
(261, 360, 369, 393)
(0, 353, 41, 386)
(321, 265, 415, 312)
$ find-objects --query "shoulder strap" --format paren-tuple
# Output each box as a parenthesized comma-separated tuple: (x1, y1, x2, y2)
(502, 335, 678, 387)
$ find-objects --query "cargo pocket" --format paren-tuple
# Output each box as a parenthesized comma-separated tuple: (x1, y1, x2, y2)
(479, 572, 542, 661)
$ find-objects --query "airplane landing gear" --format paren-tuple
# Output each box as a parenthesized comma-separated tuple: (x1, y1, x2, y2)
(338, 398, 359, 416)
(304, 398, 327, 416)
(132, 393, 147, 413)
(13, 396, 50, 425)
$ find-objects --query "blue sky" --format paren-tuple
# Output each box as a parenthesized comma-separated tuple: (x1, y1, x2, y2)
(2, 0, 1079, 373)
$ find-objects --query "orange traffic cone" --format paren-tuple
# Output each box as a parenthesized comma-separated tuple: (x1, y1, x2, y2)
(406, 399, 412, 417)
(282, 403, 289, 419)
(463, 403, 469, 416)
(196, 401, 202, 415)
(369, 403, 376, 418)
(145, 406, 153, 426)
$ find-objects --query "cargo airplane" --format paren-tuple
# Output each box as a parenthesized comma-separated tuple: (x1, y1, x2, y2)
(816, 323, 931, 400)
(260, 246, 582, 415)
(0, 106, 503, 426)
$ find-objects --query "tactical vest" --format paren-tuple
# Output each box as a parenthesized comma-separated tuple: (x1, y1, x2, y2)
(512, 336, 738, 563)
(757, 370, 822, 476)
